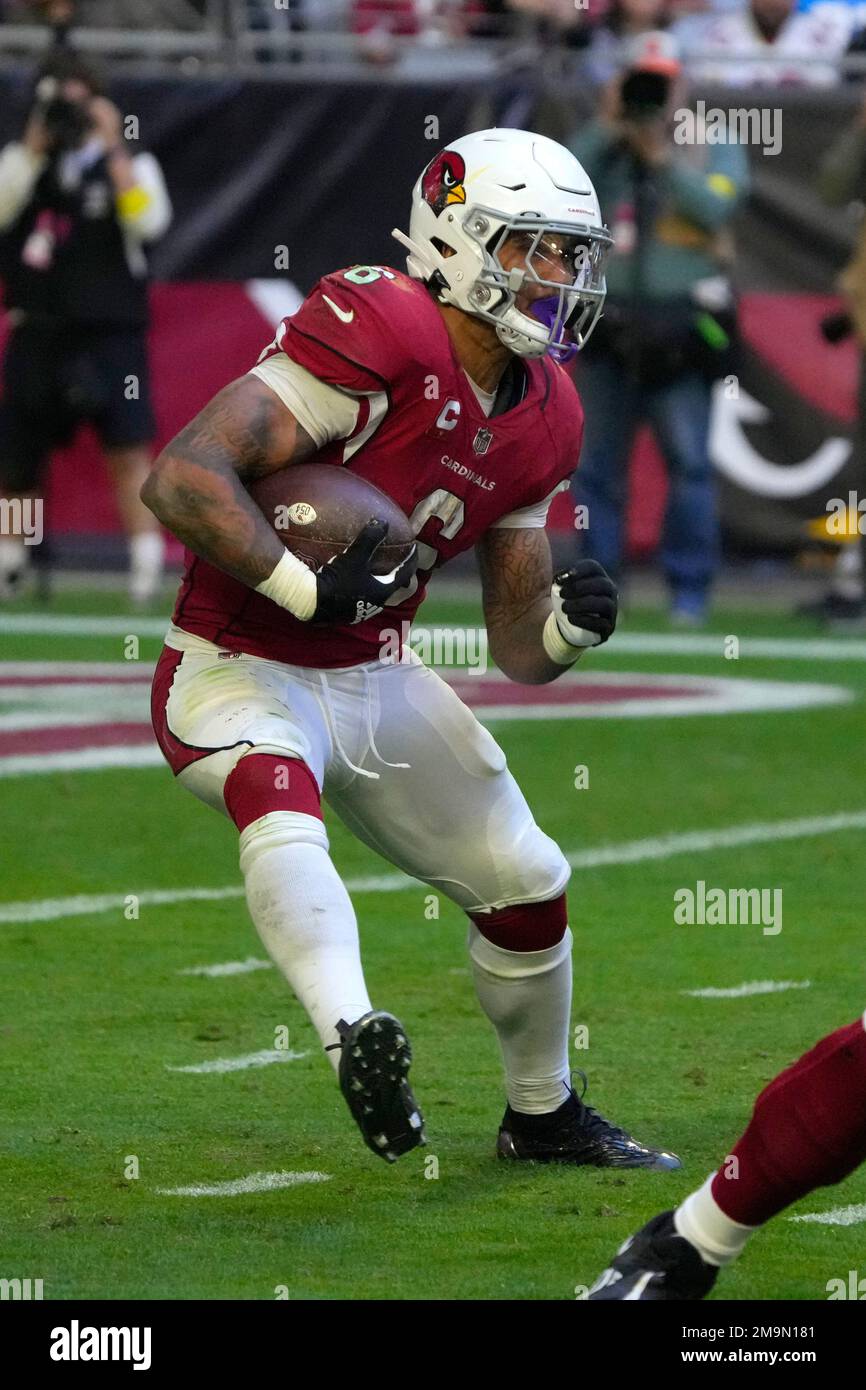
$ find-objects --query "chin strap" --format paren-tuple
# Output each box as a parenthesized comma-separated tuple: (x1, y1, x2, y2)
(391, 226, 422, 259)
(391, 227, 437, 280)
(392, 226, 455, 303)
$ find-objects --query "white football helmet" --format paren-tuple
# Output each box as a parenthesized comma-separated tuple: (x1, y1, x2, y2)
(393, 128, 611, 361)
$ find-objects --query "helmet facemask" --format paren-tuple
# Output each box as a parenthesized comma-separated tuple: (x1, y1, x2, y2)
(460, 211, 612, 362)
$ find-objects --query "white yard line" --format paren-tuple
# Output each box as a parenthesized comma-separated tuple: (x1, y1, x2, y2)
(789, 1204, 866, 1227)
(0, 662, 152, 677)
(0, 885, 246, 924)
(165, 1048, 308, 1074)
(155, 1170, 329, 1197)
(2, 809, 865, 927)
(568, 810, 866, 870)
(5, 615, 866, 661)
(475, 682, 851, 722)
(608, 633, 866, 662)
(682, 980, 812, 999)
(179, 957, 273, 978)
(0, 615, 171, 637)
(0, 748, 165, 778)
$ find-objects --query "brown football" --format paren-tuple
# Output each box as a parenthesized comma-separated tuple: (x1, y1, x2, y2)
(247, 463, 415, 575)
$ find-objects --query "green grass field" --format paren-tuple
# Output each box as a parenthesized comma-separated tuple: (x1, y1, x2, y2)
(1, 584, 865, 1301)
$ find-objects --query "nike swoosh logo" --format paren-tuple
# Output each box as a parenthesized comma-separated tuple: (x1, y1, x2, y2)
(322, 294, 354, 324)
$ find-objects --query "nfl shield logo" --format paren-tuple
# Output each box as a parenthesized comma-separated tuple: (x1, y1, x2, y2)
(472, 427, 493, 455)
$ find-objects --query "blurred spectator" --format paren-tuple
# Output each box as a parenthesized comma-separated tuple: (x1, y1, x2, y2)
(4, 0, 209, 28)
(0, 0, 74, 25)
(798, 0, 865, 10)
(0, 48, 172, 603)
(673, 0, 855, 86)
(352, 0, 488, 61)
(800, 98, 866, 626)
(569, 31, 749, 624)
(585, 0, 673, 84)
(504, 0, 588, 33)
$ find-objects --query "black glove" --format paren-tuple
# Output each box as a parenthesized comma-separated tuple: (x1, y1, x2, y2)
(552, 560, 618, 647)
(313, 518, 418, 625)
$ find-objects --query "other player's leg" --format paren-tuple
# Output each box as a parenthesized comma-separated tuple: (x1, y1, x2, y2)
(649, 371, 718, 627)
(105, 444, 165, 606)
(97, 330, 165, 606)
(569, 351, 639, 587)
(587, 1013, 866, 1299)
(0, 321, 63, 598)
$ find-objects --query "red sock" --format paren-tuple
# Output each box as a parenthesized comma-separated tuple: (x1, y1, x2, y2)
(223, 753, 321, 830)
(469, 894, 567, 951)
(712, 1017, 866, 1225)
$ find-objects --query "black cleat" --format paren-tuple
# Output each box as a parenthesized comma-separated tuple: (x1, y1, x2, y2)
(336, 1010, 426, 1163)
(496, 1081, 681, 1171)
(586, 1210, 718, 1300)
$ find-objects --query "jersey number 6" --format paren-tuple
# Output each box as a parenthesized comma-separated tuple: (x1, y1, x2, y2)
(385, 489, 465, 606)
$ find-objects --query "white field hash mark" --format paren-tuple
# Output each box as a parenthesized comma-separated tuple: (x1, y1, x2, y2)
(3, 809, 866, 925)
(166, 1048, 308, 1074)
(179, 957, 272, 978)
(789, 1204, 866, 1227)
(682, 980, 812, 999)
(156, 1170, 330, 1197)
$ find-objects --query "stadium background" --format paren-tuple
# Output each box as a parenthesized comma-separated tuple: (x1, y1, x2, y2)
(0, 30, 863, 568)
(2, 1, 866, 1306)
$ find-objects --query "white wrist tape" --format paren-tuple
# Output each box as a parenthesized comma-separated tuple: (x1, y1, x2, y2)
(549, 580, 604, 656)
(255, 549, 317, 621)
(543, 610, 599, 666)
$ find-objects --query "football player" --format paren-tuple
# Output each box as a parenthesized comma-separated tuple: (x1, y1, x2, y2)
(586, 1012, 866, 1298)
(143, 128, 680, 1170)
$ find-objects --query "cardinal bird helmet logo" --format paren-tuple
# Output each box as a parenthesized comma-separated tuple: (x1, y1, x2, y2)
(421, 150, 467, 216)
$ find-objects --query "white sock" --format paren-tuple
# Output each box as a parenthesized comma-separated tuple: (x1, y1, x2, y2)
(240, 832, 372, 1070)
(468, 923, 572, 1114)
(674, 1173, 757, 1267)
(0, 536, 27, 578)
(129, 530, 165, 604)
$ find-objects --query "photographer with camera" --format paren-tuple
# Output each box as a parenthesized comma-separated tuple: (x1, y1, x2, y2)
(0, 49, 172, 604)
(568, 32, 749, 625)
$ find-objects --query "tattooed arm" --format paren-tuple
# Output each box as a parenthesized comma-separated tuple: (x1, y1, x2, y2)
(478, 526, 618, 683)
(140, 374, 317, 587)
(477, 527, 577, 685)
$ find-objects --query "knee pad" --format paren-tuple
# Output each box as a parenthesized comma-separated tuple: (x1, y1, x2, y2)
(470, 891, 569, 952)
(224, 752, 321, 830)
(226, 754, 328, 875)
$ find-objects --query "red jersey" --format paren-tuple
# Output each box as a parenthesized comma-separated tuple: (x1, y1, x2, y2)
(170, 265, 584, 668)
